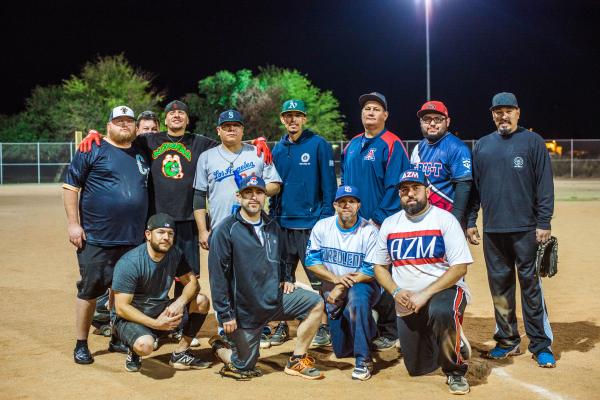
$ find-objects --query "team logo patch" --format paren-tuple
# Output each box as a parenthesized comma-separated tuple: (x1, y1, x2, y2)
(162, 154, 184, 179)
(513, 156, 524, 169)
(462, 159, 471, 170)
(301, 153, 310, 163)
(136, 154, 149, 176)
(364, 147, 377, 161)
(228, 111, 234, 118)
(344, 186, 352, 192)
(288, 100, 298, 109)
(329, 160, 334, 167)
(402, 170, 420, 179)
(121, 106, 128, 114)
(248, 176, 259, 185)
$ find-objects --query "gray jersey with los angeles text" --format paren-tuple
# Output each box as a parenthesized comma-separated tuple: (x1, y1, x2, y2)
(193, 144, 281, 228)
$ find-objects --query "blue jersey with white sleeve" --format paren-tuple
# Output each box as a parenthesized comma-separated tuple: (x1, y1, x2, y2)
(63, 140, 150, 246)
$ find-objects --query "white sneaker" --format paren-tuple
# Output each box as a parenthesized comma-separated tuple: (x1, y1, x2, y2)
(351, 362, 373, 381)
(190, 337, 201, 348)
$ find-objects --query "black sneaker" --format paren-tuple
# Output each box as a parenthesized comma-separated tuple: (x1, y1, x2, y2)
(125, 349, 142, 372)
(269, 322, 289, 346)
(108, 336, 128, 354)
(74, 345, 94, 365)
(218, 362, 262, 381)
(169, 349, 212, 370)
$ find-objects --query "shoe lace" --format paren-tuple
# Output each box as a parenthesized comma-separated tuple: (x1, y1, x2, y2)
(274, 323, 287, 337)
(291, 355, 316, 370)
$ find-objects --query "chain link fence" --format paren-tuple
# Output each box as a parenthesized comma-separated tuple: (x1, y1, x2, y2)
(1, 139, 599, 184)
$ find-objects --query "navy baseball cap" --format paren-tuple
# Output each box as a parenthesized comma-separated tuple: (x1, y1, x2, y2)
(334, 185, 361, 202)
(218, 109, 244, 126)
(108, 105, 135, 122)
(397, 169, 429, 188)
(490, 92, 519, 111)
(238, 175, 266, 192)
(146, 213, 176, 231)
(359, 92, 387, 110)
(165, 100, 189, 114)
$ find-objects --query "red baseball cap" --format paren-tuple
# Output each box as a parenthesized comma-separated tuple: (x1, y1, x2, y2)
(416, 101, 449, 118)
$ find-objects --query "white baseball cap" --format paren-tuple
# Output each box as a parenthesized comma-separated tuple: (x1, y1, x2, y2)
(108, 105, 135, 122)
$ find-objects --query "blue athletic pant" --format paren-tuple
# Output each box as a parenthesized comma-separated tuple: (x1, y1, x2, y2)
(326, 282, 380, 366)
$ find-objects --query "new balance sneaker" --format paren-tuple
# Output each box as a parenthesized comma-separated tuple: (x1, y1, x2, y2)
(218, 362, 263, 381)
(459, 326, 471, 361)
(372, 336, 396, 351)
(486, 344, 521, 359)
(311, 324, 331, 348)
(284, 355, 324, 380)
(125, 349, 142, 372)
(447, 375, 470, 395)
(351, 361, 373, 381)
(170, 329, 183, 342)
(533, 351, 556, 368)
(169, 349, 212, 370)
(73, 345, 94, 365)
(269, 322, 289, 346)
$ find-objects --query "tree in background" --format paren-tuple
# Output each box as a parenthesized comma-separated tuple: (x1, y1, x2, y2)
(0, 54, 163, 142)
(185, 66, 345, 141)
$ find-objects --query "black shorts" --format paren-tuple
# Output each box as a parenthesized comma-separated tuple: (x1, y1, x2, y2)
(114, 319, 172, 348)
(175, 220, 199, 275)
(76, 243, 134, 300)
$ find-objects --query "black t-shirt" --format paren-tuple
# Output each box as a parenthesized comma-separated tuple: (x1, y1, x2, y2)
(112, 243, 192, 317)
(136, 132, 218, 221)
(64, 140, 149, 246)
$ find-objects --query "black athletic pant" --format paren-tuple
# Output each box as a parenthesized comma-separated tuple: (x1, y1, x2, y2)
(375, 290, 398, 340)
(396, 286, 468, 377)
(483, 230, 553, 355)
(283, 228, 321, 290)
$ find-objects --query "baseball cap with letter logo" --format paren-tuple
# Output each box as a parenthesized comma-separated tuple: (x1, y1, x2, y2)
(281, 99, 307, 115)
(416, 100, 449, 118)
(397, 169, 429, 188)
(334, 185, 361, 202)
(108, 105, 135, 122)
(146, 213, 176, 231)
(218, 109, 244, 126)
(238, 175, 266, 192)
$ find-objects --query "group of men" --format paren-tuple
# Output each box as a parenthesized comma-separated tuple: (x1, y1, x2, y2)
(63, 90, 556, 395)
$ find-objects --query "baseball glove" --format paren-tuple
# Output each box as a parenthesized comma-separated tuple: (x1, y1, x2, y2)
(535, 236, 558, 278)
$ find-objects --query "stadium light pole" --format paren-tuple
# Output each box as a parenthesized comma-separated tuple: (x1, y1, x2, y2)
(425, 0, 431, 100)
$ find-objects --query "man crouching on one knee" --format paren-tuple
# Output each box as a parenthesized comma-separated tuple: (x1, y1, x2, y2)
(112, 213, 212, 372)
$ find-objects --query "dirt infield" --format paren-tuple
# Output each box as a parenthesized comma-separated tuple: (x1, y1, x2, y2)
(1, 182, 599, 399)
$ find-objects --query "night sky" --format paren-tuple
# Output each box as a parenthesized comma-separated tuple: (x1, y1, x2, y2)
(2, 0, 599, 140)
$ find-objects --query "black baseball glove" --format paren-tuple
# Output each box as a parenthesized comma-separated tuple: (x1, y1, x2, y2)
(535, 236, 558, 278)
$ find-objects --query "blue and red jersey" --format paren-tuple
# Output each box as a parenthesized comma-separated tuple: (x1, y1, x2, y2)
(341, 128, 410, 225)
(410, 132, 472, 212)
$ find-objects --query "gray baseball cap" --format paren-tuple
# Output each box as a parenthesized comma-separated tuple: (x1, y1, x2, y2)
(490, 92, 519, 111)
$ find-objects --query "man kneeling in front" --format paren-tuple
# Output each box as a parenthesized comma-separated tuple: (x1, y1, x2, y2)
(112, 213, 212, 372)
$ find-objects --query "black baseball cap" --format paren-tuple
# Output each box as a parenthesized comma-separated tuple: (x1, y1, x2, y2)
(490, 92, 519, 111)
(165, 100, 189, 114)
(146, 213, 176, 231)
(359, 92, 388, 110)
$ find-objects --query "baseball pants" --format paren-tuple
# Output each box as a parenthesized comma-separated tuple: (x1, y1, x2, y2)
(483, 230, 553, 355)
(396, 286, 468, 377)
(374, 265, 399, 340)
(326, 282, 380, 366)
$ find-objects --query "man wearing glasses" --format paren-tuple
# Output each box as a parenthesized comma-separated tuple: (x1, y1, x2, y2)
(63, 106, 150, 365)
(410, 101, 472, 228)
(466, 92, 556, 368)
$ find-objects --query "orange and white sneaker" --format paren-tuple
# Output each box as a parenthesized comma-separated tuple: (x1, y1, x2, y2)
(284, 355, 324, 380)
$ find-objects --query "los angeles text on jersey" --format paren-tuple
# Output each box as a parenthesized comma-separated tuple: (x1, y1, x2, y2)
(321, 246, 364, 269)
(387, 230, 446, 266)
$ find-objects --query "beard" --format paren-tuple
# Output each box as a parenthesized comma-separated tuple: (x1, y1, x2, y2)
(109, 128, 136, 144)
(421, 126, 446, 142)
(149, 240, 172, 254)
(498, 126, 512, 135)
(402, 197, 428, 216)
